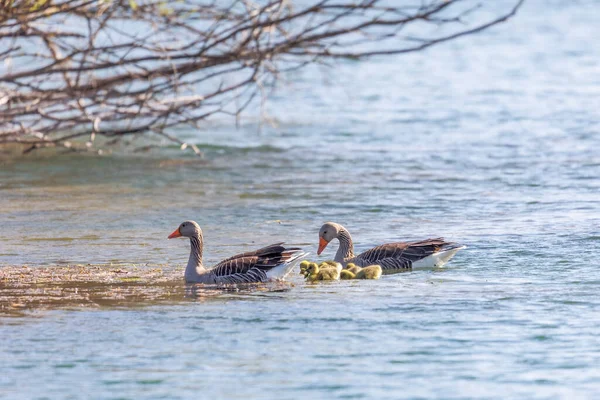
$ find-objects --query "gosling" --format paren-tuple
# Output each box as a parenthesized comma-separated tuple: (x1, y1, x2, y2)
(300, 262, 318, 279)
(342, 263, 382, 280)
(344, 262, 361, 275)
(340, 269, 356, 280)
(319, 260, 342, 274)
(355, 265, 382, 280)
(304, 263, 340, 282)
(299, 260, 311, 274)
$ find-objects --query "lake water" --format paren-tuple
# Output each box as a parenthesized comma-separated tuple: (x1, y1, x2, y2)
(1, 0, 600, 398)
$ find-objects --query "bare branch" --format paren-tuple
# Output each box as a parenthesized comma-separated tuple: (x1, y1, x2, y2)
(0, 0, 524, 155)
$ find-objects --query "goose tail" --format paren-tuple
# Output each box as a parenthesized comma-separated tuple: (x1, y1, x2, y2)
(412, 243, 466, 269)
(266, 251, 309, 281)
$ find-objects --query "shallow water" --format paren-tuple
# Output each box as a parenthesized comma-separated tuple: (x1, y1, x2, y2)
(2, 0, 600, 398)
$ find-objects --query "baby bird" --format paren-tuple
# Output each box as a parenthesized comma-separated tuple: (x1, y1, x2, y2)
(344, 262, 362, 275)
(300, 262, 317, 279)
(339, 269, 356, 280)
(343, 263, 382, 280)
(299, 260, 311, 275)
(319, 260, 343, 274)
(355, 264, 382, 280)
(305, 263, 340, 282)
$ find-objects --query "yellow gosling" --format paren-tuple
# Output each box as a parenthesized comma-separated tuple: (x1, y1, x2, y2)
(355, 265, 382, 280)
(302, 262, 319, 278)
(301, 261, 319, 273)
(299, 260, 311, 275)
(340, 269, 356, 280)
(320, 260, 339, 267)
(305, 263, 340, 282)
(319, 261, 342, 274)
(319, 261, 341, 268)
(302, 262, 319, 280)
(345, 263, 362, 275)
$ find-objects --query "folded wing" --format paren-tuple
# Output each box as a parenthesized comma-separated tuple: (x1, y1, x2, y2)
(356, 238, 458, 271)
(211, 243, 303, 284)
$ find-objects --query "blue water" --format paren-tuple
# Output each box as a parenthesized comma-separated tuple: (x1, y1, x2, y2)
(2, 0, 600, 398)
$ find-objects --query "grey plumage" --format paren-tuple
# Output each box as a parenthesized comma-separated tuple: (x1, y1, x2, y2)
(319, 222, 464, 272)
(170, 221, 306, 284)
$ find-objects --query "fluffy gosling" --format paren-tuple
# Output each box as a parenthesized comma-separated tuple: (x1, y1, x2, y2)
(319, 260, 343, 273)
(301, 262, 319, 279)
(344, 262, 362, 275)
(339, 269, 356, 280)
(305, 263, 340, 282)
(355, 265, 382, 280)
(299, 260, 311, 275)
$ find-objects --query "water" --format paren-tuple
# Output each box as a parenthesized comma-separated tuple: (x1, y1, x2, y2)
(2, 0, 600, 398)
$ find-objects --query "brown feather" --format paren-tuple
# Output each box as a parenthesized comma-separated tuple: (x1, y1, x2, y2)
(212, 243, 301, 276)
(356, 238, 459, 266)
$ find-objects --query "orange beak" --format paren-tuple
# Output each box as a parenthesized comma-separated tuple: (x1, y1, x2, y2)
(317, 237, 329, 255)
(168, 228, 182, 239)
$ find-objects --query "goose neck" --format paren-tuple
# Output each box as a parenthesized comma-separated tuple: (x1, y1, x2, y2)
(185, 232, 205, 281)
(335, 228, 355, 262)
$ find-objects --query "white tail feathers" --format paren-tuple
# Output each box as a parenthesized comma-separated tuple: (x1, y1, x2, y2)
(412, 245, 466, 269)
(266, 251, 309, 280)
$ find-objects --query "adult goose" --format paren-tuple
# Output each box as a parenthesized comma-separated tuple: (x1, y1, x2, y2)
(317, 222, 465, 272)
(168, 220, 306, 284)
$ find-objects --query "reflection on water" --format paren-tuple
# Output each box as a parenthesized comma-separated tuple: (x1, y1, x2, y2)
(1, 0, 600, 398)
(0, 265, 295, 315)
(0, 265, 181, 315)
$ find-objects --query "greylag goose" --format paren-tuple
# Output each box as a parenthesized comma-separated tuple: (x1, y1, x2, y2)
(317, 222, 465, 272)
(168, 220, 307, 284)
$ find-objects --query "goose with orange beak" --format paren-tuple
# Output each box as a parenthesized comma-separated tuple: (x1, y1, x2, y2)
(317, 222, 465, 272)
(169, 220, 306, 284)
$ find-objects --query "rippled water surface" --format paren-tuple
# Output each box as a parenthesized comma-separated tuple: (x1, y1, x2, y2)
(2, 1, 600, 398)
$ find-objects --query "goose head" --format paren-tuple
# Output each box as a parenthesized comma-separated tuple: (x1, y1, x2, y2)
(317, 222, 341, 255)
(168, 220, 202, 239)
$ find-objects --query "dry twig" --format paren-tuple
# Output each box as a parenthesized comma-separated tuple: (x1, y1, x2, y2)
(0, 0, 524, 155)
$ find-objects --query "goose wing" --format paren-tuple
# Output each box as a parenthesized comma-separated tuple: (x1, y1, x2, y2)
(210, 243, 302, 284)
(216, 242, 285, 264)
(356, 238, 451, 271)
